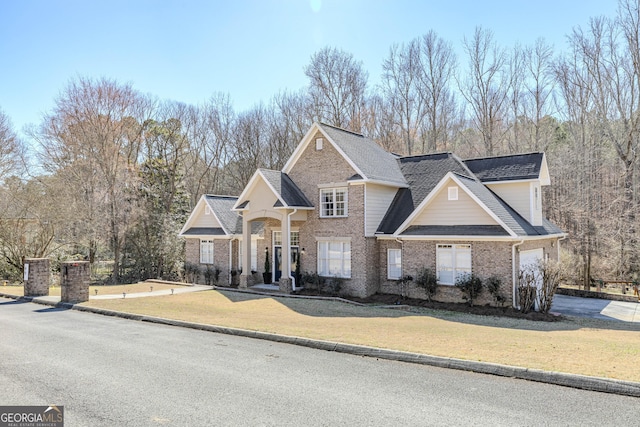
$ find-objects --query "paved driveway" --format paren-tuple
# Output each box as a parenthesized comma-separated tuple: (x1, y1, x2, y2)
(551, 294, 640, 322)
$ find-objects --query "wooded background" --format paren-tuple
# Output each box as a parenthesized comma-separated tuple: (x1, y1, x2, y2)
(1, 0, 639, 287)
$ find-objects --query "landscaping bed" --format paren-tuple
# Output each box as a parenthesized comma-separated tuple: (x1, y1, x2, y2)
(295, 289, 562, 321)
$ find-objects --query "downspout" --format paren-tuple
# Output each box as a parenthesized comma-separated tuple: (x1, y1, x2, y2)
(512, 240, 525, 308)
(287, 209, 298, 291)
(229, 237, 234, 286)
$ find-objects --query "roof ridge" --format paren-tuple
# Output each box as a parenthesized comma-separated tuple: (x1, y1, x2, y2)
(464, 152, 543, 162)
(318, 122, 364, 138)
(205, 194, 239, 199)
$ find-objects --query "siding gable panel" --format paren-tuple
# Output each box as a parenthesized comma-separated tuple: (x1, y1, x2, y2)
(414, 180, 498, 226)
(365, 183, 398, 236)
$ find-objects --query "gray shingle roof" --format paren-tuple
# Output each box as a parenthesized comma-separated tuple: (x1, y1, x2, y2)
(204, 195, 243, 234)
(319, 123, 407, 186)
(259, 169, 314, 208)
(180, 227, 226, 236)
(400, 225, 510, 236)
(376, 153, 471, 234)
(464, 153, 544, 182)
(377, 153, 563, 238)
(455, 174, 558, 237)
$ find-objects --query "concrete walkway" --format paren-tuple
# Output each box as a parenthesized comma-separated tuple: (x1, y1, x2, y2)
(551, 294, 640, 322)
(22, 284, 214, 305)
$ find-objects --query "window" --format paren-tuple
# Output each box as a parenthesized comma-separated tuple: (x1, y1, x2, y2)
(318, 241, 351, 278)
(273, 231, 299, 246)
(316, 137, 323, 150)
(320, 188, 347, 217)
(239, 240, 258, 271)
(204, 205, 212, 215)
(387, 249, 402, 280)
(448, 186, 458, 201)
(436, 244, 471, 285)
(200, 240, 214, 264)
(534, 186, 540, 210)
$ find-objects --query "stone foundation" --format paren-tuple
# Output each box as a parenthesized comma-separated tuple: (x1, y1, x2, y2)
(61, 261, 90, 304)
(24, 258, 50, 297)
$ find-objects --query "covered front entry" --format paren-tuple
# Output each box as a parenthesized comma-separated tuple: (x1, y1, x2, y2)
(232, 169, 313, 292)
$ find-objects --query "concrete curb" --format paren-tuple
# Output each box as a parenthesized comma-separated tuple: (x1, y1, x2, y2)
(2, 292, 640, 398)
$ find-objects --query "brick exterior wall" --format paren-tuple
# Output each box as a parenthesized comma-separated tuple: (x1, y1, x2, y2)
(184, 237, 233, 285)
(287, 131, 376, 297)
(377, 238, 559, 306)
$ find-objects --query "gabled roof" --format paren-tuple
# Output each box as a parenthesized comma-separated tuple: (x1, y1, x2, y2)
(283, 122, 407, 187)
(464, 152, 550, 184)
(179, 195, 263, 237)
(259, 169, 314, 208)
(233, 169, 313, 211)
(376, 153, 471, 234)
(377, 152, 564, 239)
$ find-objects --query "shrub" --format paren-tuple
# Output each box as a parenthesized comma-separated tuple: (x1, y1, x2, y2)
(203, 265, 221, 286)
(184, 262, 202, 284)
(455, 273, 483, 306)
(537, 260, 563, 313)
(415, 268, 438, 302)
(301, 271, 324, 291)
(325, 276, 344, 295)
(485, 276, 506, 306)
(517, 264, 538, 313)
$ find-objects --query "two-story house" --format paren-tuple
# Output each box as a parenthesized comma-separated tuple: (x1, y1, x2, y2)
(179, 122, 565, 307)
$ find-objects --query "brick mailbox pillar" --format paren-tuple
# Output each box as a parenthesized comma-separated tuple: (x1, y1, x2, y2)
(24, 258, 51, 297)
(60, 261, 90, 304)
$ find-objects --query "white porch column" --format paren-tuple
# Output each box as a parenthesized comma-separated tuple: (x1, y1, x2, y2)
(240, 216, 252, 288)
(279, 209, 292, 292)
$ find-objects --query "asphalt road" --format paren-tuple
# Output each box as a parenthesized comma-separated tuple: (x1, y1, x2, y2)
(1, 297, 638, 427)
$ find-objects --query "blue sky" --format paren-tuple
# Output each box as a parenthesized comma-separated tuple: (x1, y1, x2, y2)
(0, 0, 620, 137)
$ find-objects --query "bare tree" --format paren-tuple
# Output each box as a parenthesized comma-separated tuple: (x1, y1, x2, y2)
(522, 38, 556, 151)
(304, 47, 368, 131)
(459, 27, 510, 156)
(0, 109, 24, 178)
(381, 39, 424, 155)
(416, 31, 458, 153)
(30, 77, 152, 282)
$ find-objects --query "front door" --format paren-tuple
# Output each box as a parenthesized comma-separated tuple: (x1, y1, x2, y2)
(274, 246, 299, 282)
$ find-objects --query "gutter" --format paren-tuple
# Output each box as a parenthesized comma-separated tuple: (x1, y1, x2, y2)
(512, 240, 525, 308)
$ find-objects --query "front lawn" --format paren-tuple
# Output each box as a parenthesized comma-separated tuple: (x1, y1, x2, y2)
(80, 289, 640, 382)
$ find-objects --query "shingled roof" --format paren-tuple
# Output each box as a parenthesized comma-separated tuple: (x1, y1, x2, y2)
(464, 152, 544, 182)
(378, 152, 562, 238)
(316, 123, 407, 186)
(376, 153, 471, 234)
(258, 169, 314, 208)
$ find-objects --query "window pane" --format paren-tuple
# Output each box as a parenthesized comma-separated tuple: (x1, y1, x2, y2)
(388, 249, 401, 280)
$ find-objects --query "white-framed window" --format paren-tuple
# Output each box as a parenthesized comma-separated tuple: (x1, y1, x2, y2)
(318, 240, 351, 278)
(387, 248, 402, 280)
(239, 240, 258, 271)
(200, 239, 214, 264)
(273, 231, 299, 246)
(320, 188, 347, 217)
(448, 186, 458, 201)
(204, 205, 212, 215)
(316, 137, 323, 150)
(436, 244, 471, 285)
